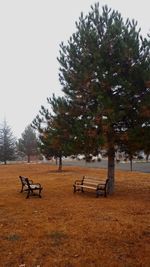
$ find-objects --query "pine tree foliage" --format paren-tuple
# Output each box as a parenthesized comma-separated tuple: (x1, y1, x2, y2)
(0, 120, 16, 164)
(17, 125, 38, 163)
(32, 95, 78, 171)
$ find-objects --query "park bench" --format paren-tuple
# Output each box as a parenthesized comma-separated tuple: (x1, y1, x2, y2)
(19, 176, 43, 199)
(73, 176, 109, 197)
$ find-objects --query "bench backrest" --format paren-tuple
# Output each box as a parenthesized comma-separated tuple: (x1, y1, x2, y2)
(19, 176, 33, 186)
(19, 176, 27, 186)
(24, 177, 32, 188)
(82, 176, 108, 184)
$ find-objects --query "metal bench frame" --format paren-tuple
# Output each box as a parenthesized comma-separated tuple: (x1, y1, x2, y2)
(19, 176, 43, 199)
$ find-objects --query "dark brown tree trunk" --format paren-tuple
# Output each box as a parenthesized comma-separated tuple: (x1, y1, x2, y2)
(58, 154, 62, 171)
(27, 154, 30, 163)
(130, 158, 133, 171)
(107, 147, 115, 194)
(107, 130, 115, 194)
(146, 153, 149, 162)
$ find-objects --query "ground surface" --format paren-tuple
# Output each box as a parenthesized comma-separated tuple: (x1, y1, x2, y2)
(0, 163, 150, 267)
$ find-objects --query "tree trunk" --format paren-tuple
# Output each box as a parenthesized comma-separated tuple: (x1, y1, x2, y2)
(27, 154, 30, 163)
(107, 143, 115, 194)
(58, 154, 62, 171)
(130, 158, 133, 171)
(146, 153, 149, 162)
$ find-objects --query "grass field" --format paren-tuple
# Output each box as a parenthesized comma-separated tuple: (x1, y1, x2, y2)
(0, 163, 150, 267)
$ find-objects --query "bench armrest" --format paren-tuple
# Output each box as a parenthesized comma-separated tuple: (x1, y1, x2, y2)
(97, 183, 105, 189)
(74, 180, 82, 185)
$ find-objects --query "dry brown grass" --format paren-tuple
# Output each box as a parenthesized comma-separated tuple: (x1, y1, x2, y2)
(0, 163, 150, 267)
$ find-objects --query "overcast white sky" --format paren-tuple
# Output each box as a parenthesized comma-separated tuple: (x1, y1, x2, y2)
(0, 0, 149, 139)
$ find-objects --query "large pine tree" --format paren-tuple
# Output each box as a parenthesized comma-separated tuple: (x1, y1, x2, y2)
(57, 4, 150, 193)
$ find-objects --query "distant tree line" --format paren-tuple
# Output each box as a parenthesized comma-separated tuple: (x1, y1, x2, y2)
(32, 3, 150, 194)
(0, 120, 39, 164)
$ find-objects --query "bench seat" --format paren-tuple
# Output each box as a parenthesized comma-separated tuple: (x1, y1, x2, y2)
(73, 176, 109, 197)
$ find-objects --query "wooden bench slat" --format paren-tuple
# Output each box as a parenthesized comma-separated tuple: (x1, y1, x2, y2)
(75, 185, 98, 190)
(82, 181, 105, 186)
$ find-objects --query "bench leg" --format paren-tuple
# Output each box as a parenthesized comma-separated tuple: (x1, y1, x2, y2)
(96, 190, 100, 197)
(26, 190, 30, 199)
(73, 185, 83, 193)
(20, 185, 24, 193)
(73, 185, 76, 193)
(104, 189, 107, 197)
(96, 189, 106, 197)
(39, 189, 42, 198)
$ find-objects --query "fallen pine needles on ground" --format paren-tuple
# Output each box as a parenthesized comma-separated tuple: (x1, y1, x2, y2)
(0, 163, 149, 267)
